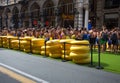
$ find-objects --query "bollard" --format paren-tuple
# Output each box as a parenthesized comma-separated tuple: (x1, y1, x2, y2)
(62, 42, 66, 62)
(18, 37, 20, 50)
(43, 40, 47, 58)
(96, 44, 104, 69)
(89, 44, 95, 67)
(30, 39, 32, 53)
(8, 38, 11, 48)
(1, 37, 3, 47)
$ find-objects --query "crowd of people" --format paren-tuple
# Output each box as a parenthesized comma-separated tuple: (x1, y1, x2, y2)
(0, 26, 120, 54)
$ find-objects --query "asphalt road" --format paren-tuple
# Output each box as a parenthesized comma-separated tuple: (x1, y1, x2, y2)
(0, 48, 120, 83)
(0, 72, 20, 83)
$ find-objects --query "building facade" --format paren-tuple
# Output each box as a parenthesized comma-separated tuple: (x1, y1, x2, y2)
(0, 0, 90, 29)
(0, 0, 119, 30)
(96, 0, 120, 29)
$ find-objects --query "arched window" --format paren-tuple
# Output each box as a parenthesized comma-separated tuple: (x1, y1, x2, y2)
(30, 2, 40, 19)
(43, 0, 55, 26)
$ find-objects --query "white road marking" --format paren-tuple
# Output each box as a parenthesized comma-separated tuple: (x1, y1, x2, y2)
(0, 63, 49, 83)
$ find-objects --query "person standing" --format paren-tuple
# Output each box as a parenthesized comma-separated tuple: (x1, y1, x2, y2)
(100, 28, 108, 52)
(88, 20, 92, 30)
(110, 29, 118, 54)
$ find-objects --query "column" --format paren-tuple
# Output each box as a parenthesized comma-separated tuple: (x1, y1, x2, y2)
(118, 11, 120, 28)
(5, 14, 8, 27)
(40, 9, 44, 27)
(84, 0, 89, 30)
(9, 14, 13, 29)
(55, 16, 58, 27)
(0, 16, 2, 30)
(8, 13, 12, 29)
(74, 0, 83, 28)
(96, 0, 103, 28)
(55, 8, 59, 26)
(2, 15, 5, 27)
(18, 13, 22, 28)
(29, 12, 32, 27)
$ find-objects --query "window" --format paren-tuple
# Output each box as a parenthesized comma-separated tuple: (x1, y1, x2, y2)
(104, 0, 120, 9)
(104, 13, 118, 29)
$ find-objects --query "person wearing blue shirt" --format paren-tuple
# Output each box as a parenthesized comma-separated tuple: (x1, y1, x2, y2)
(88, 20, 92, 30)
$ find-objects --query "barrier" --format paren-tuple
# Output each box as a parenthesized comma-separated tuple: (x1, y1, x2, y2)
(70, 40, 90, 64)
(2, 36, 8, 48)
(41, 42, 50, 57)
(24, 37, 33, 53)
(46, 40, 62, 58)
(62, 42, 66, 62)
(11, 40, 19, 50)
(8, 36, 18, 49)
(44, 40, 47, 57)
(96, 44, 104, 69)
(0, 37, 3, 47)
(0, 36, 104, 69)
(32, 38, 45, 54)
(60, 39, 74, 61)
(89, 44, 94, 67)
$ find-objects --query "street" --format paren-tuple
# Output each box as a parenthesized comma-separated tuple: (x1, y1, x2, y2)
(0, 72, 20, 83)
(0, 48, 120, 83)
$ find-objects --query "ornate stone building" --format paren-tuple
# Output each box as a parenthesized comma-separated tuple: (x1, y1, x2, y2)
(0, 0, 90, 29)
(0, 0, 119, 29)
